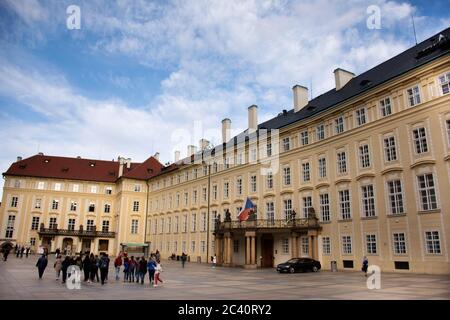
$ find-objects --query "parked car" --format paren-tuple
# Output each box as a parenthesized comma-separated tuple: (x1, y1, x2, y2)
(276, 258, 321, 273)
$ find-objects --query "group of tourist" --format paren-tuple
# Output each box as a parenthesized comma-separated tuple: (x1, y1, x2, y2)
(113, 250, 163, 287)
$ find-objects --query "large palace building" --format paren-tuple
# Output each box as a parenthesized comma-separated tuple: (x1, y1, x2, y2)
(1, 28, 450, 274)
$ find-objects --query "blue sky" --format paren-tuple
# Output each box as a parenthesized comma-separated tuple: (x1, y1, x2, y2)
(0, 0, 449, 188)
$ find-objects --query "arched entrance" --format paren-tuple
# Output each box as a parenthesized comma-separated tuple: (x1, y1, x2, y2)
(0, 241, 14, 253)
(62, 238, 73, 255)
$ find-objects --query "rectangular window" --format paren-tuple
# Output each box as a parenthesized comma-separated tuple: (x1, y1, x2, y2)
(202, 187, 207, 201)
(37, 181, 45, 190)
(174, 241, 178, 253)
(301, 237, 309, 256)
(439, 72, 450, 95)
(201, 240, 206, 253)
(388, 180, 404, 215)
(13, 180, 20, 188)
(318, 157, 327, 178)
(11, 196, 18, 207)
(282, 238, 289, 254)
(339, 190, 351, 220)
(90, 185, 97, 193)
(266, 202, 274, 224)
(266, 143, 272, 157)
(413, 127, 428, 154)
(191, 241, 196, 253)
(133, 201, 139, 212)
(233, 240, 239, 253)
(283, 137, 290, 152)
(182, 241, 186, 253)
(316, 124, 325, 141)
(52, 199, 59, 210)
(337, 151, 347, 174)
(417, 174, 438, 211)
(283, 199, 293, 222)
(88, 203, 95, 213)
(104, 203, 111, 213)
(102, 220, 110, 233)
(86, 219, 94, 232)
(31, 216, 40, 230)
(193, 190, 198, 203)
(191, 213, 196, 232)
(355, 108, 366, 126)
(302, 162, 310, 182)
(236, 178, 242, 195)
(250, 175, 257, 192)
(212, 185, 218, 200)
(361, 185, 376, 217)
(175, 216, 179, 233)
(184, 192, 188, 205)
(283, 167, 291, 186)
(70, 201, 77, 211)
(380, 97, 392, 117)
(407, 86, 421, 106)
(49, 217, 57, 229)
(105, 187, 112, 194)
(446, 119, 450, 146)
(201, 213, 206, 231)
(30, 238, 36, 246)
(425, 231, 441, 254)
(366, 234, 377, 254)
(322, 237, 331, 255)
(359, 144, 371, 168)
(384, 136, 397, 162)
(342, 236, 352, 254)
(302, 196, 312, 218)
(335, 116, 344, 134)
(35, 198, 42, 209)
(131, 220, 138, 234)
(72, 184, 79, 192)
(393, 233, 407, 254)
(5, 215, 15, 238)
(224, 182, 229, 198)
(68, 218, 76, 231)
(319, 194, 330, 222)
(54, 183, 61, 191)
(266, 172, 273, 189)
(250, 148, 257, 162)
(300, 130, 309, 146)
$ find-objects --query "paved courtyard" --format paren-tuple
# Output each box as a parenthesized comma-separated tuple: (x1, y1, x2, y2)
(0, 255, 449, 300)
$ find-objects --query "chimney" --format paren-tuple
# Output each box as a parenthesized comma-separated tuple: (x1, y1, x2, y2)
(153, 152, 160, 161)
(248, 105, 258, 131)
(38, 152, 44, 156)
(221, 118, 231, 144)
(293, 85, 309, 112)
(174, 150, 180, 162)
(334, 68, 355, 90)
(199, 139, 209, 151)
(126, 158, 132, 169)
(118, 156, 125, 177)
(187, 145, 197, 156)
(16, 156, 22, 162)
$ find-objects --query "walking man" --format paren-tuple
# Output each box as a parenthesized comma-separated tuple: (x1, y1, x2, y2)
(99, 253, 110, 285)
(114, 254, 122, 281)
(36, 254, 48, 279)
(181, 252, 187, 268)
(362, 256, 369, 277)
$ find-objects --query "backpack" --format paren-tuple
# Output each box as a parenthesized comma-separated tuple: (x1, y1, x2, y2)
(101, 258, 108, 269)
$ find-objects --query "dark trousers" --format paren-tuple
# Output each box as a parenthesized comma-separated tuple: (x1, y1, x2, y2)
(83, 268, 90, 281)
(90, 268, 99, 282)
(38, 267, 45, 279)
(62, 269, 67, 282)
(148, 270, 155, 283)
(100, 268, 107, 285)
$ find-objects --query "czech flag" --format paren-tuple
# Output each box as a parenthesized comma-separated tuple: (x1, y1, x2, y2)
(238, 198, 255, 222)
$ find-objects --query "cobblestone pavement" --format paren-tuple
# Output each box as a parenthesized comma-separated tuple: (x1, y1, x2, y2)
(0, 255, 449, 300)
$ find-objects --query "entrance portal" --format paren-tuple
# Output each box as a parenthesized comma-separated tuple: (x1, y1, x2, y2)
(261, 236, 274, 268)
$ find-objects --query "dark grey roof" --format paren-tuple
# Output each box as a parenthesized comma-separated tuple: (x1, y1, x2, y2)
(258, 27, 450, 130)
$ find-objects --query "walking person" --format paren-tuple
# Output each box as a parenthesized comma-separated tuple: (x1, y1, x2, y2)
(16, 245, 21, 258)
(155, 250, 161, 262)
(154, 260, 163, 287)
(90, 254, 99, 282)
(55, 248, 61, 259)
(35, 254, 48, 279)
(20, 246, 25, 258)
(138, 256, 147, 285)
(54, 254, 62, 280)
(3, 247, 11, 261)
(82, 254, 91, 282)
(135, 258, 140, 283)
(212, 255, 217, 268)
(61, 256, 71, 284)
(114, 254, 122, 281)
(99, 253, 110, 285)
(147, 257, 156, 285)
(123, 257, 129, 282)
(181, 252, 187, 268)
(25, 246, 30, 258)
(129, 256, 136, 283)
(362, 256, 369, 277)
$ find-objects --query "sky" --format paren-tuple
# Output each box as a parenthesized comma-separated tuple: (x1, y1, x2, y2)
(0, 0, 449, 195)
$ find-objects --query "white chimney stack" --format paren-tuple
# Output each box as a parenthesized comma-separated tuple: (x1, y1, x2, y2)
(334, 68, 355, 90)
(118, 156, 125, 177)
(221, 118, 231, 144)
(174, 150, 180, 162)
(126, 157, 132, 169)
(16, 156, 22, 162)
(153, 152, 160, 161)
(199, 139, 209, 151)
(248, 105, 258, 131)
(187, 145, 197, 156)
(293, 85, 309, 112)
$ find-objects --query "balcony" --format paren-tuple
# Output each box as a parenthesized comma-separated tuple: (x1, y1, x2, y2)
(214, 217, 321, 234)
(38, 227, 115, 239)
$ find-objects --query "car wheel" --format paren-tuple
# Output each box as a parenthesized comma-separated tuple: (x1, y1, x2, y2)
(289, 267, 295, 274)
(312, 266, 319, 272)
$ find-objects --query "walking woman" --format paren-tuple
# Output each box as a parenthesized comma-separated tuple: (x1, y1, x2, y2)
(147, 257, 156, 285)
(82, 254, 91, 282)
(114, 254, 122, 281)
(129, 256, 136, 282)
(54, 254, 62, 280)
(362, 256, 369, 277)
(154, 260, 163, 287)
(61, 256, 71, 283)
(36, 254, 48, 279)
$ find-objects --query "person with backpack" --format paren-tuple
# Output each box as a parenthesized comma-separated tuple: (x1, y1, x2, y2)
(138, 256, 147, 284)
(99, 253, 110, 285)
(128, 256, 136, 282)
(114, 254, 122, 281)
(36, 254, 48, 279)
(147, 257, 157, 285)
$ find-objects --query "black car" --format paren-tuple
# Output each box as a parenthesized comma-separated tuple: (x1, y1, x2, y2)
(276, 258, 321, 273)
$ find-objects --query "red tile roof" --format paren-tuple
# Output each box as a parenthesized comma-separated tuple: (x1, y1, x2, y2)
(3, 154, 164, 183)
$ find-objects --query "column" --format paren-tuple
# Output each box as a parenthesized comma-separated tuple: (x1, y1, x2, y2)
(245, 236, 250, 265)
(244, 231, 257, 268)
(308, 236, 313, 258)
(291, 233, 298, 258)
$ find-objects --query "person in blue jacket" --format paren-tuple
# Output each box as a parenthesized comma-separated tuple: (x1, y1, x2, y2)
(147, 257, 157, 285)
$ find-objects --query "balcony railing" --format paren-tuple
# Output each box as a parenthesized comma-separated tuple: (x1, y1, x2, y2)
(214, 218, 320, 232)
(38, 228, 116, 238)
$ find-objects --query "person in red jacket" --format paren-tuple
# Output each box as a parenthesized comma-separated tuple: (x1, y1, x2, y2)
(114, 254, 122, 281)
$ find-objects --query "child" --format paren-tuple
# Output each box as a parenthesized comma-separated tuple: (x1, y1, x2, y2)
(154, 260, 163, 287)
